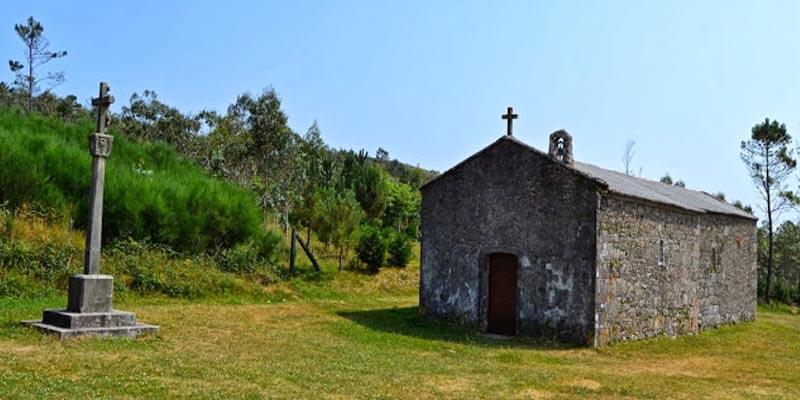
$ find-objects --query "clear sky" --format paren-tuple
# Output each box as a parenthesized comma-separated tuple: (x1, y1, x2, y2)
(3, 1, 800, 218)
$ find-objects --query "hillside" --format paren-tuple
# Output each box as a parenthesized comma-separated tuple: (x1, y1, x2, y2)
(0, 109, 275, 254)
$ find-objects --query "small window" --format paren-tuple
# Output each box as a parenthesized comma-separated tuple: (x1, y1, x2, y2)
(710, 245, 722, 272)
(657, 239, 667, 267)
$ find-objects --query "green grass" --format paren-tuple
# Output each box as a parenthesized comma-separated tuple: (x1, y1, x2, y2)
(0, 210, 282, 300)
(1, 264, 798, 399)
(0, 108, 272, 253)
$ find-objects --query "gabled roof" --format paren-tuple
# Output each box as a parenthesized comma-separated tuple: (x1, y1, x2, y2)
(423, 135, 757, 221)
(573, 161, 756, 220)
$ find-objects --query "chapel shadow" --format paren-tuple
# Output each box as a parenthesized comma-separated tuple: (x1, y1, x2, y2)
(336, 306, 576, 351)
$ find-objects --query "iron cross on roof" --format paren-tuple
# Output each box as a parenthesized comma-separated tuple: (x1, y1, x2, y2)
(91, 82, 114, 134)
(501, 106, 518, 136)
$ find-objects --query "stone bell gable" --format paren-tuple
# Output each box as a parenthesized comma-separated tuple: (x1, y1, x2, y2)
(420, 131, 757, 346)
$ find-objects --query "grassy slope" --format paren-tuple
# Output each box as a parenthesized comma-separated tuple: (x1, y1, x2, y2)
(0, 109, 265, 253)
(0, 209, 277, 300)
(0, 259, 798, 399)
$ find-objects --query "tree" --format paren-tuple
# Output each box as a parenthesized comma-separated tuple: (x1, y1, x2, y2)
(732, 200, 754, 214)
(659, 173, 686, 188)
(383, 179, 421, 236)
(773, 221, 800, 303)
(387, 232, 412, 267)
(295, 121, 329, 243)
(8, 17, 67, 112)
(741, 118, 797, 302)
(622, 139, 636, 175)
(327, 191, 363, 270)
(356, 225, 387, 272)
(225, 88, 297, 229)
(376, 147, 389, 162)
(118, 90, 206, 161)
(302, 121, 327, 184)
(353, 163, 389, 221)
(0, 82, 16, 108)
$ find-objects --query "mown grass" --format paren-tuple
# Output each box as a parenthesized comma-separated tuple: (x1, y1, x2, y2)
(1, 257, 798, 399)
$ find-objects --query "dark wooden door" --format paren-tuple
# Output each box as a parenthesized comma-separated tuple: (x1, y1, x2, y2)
(488, 253, 517, 335)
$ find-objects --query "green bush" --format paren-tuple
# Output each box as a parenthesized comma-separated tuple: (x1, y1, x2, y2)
(105, 238, 266, 299)
(355, 225, 387, 272)
(387, 233, 412, 267)
(0, 239, 79, 285)
(0, 109, 267, 254)
(0, 269, 54, 298)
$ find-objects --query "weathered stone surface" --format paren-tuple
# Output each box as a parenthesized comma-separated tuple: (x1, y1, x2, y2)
(42, 309, 136, 329)
(29, 274, 159, 339)
(420, 137, 599, 344)
(66, 274, 113, 313)
(420, 133, 757, 346)
(594, 195, 757, 345)
(24, 320, 159, 340)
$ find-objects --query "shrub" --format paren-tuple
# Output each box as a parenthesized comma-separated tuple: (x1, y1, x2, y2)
(387, 233, 412, 267)
(219, 229, 283, 275)
(0, 239, 79, 284)
(220, 243, 261, 274)
(105, 238, 266, 299)
(0, 269, 54, 298)
(0, 212, 274, 301)
(355, 225, 387, 272)
(0, 109, 267, 254)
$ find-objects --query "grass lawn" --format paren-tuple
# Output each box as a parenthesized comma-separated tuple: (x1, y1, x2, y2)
(1, 266, 798, 399)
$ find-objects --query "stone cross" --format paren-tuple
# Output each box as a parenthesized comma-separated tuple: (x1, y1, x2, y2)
(84, 82, 114, 275)
(502, 106, 518, 136)
(24, 81, 158, 339)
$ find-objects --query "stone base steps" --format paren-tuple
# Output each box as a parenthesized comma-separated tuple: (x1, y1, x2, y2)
(22, 319, 159, 340)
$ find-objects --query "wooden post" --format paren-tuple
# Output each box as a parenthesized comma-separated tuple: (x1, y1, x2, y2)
(293, 228, 321, 272)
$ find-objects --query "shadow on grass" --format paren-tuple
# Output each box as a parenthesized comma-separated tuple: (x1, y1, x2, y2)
(337, 306, 575, 350)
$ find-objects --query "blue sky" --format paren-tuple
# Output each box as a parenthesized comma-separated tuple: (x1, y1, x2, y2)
(3, 1, 800, 217)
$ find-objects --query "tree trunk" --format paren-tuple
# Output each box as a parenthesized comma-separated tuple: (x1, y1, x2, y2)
(796, 271, 800, 303)
(289, 226, 297, 275)
(27, 45, 33, 113)
(338, 247, 343, 271)
(765, 150, 773, 304)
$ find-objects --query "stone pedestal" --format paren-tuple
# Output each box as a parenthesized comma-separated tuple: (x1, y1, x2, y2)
(24, 274, 158, 339)
(67, 274, 113, 312)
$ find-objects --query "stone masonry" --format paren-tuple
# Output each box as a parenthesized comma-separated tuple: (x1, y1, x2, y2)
(420, 126, 757, 346)
(420, 136, 600, 343)
(594, 195, 757, 345)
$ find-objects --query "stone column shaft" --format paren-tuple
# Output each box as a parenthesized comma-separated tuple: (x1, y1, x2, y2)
(84, 155, 106, 275)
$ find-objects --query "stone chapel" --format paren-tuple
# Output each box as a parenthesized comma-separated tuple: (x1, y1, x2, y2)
(419, 119, 757, 346)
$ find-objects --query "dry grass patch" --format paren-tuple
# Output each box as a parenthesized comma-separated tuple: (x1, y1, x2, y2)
(0, 267, 799, 399)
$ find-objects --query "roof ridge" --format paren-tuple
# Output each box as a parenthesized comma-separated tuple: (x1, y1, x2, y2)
(421, 134, 757, 220)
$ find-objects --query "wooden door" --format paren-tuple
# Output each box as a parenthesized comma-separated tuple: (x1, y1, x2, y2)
(488, 253, 517, 335)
